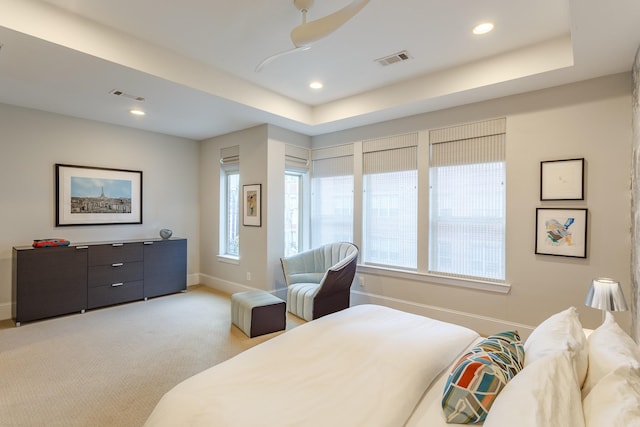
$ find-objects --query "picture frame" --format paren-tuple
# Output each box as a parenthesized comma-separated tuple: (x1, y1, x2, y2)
(535, 208, 588, 258)
(540, 158, 584, 201)
(243, 184, 261, 227)
(56, 163, 143, 226)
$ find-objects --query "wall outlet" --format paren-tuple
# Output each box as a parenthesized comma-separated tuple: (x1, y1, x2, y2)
(359, 276, 365, 288)
(246, 272, 251, 281)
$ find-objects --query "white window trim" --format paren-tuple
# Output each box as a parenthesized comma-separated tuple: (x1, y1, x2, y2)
(217, 254, 240, 264)
(357, 264, 511, 294)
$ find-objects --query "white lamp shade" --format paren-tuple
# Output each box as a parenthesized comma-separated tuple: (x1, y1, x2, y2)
(584, 278, 628, 312)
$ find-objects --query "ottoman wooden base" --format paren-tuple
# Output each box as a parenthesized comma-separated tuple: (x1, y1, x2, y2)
(231, 290, 286, 338)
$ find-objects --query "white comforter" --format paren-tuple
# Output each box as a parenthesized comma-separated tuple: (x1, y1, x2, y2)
(144, 304, 479, 427)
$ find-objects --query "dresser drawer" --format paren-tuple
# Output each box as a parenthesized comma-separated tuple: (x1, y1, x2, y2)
(88, 243, 143, 266)
(87, 280, 143, 309)
(88, 261, 143, 287)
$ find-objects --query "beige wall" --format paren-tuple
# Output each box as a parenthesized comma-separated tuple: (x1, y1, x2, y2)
(2, 73, 633, 337)
(0, 104, 200, 319)
(198, 124, 310, 296)
(312, 73, 632, 336)
(632, 48, 640, 343)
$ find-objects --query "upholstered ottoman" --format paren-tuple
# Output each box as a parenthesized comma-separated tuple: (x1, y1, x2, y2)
(231, 290, 286, 338)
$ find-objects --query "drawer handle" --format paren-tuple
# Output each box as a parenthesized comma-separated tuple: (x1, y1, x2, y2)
(111, 263, 124, 267)
(143, 241, 154, 245)
(112, 243, 124, 247)
(111, 282, 125, 287)
(76, 246, 89, 250)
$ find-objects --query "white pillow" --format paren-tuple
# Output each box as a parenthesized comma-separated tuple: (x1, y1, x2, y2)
(583, 365, 640, 427)
(524, 307, 588, 386)
(483, 351, 585, 427)
(582, 311, 640, 397)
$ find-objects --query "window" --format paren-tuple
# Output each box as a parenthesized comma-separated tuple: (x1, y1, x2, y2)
(428, 119, 506, 281)
(220, 146, 240, 258)
(311, 145, 354, 247)
(284, 145, 310, 256)
(224, 171, 240, 256)
(306, 120, 506, 289)
(284, 173, 302, 256)
(362, 134, 418, 269)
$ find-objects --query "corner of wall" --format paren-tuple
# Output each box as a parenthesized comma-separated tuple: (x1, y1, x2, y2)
(630, 45, 640, 344)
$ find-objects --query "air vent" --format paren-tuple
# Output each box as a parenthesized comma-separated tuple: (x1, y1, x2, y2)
(109, 89, 145, 102)
(375, 50, 412, 66)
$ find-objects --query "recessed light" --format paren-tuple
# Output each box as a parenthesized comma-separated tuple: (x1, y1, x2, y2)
(129, 109, 145, 116)
(309, 81, 323, 90)
(473, 22, 494, 35)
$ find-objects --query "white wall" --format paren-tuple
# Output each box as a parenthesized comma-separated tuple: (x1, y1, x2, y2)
(198, 124, 310, 297)
(313, 73, 633, 336)
(267, 126, 312, 299)
(0, 103, 200, 320)
(199, 125, 267, 292)
(3, 73, 633, 337)
(632, 48, 640, 343)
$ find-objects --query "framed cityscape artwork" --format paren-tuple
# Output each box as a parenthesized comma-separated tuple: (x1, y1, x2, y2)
(55, 163, 143, 226)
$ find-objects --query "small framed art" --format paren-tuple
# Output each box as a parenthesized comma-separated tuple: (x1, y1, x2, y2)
(540, 158, 584, 201)
(535, 208, 588, 258)
(56, 163, 142, 226)
(243, 184, 261, 227)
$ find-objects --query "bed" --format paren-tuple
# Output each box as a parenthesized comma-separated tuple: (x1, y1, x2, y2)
(144, 304, 640, 427)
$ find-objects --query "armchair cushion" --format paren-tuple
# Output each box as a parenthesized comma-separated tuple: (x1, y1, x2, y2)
(287, 283, 321, 321)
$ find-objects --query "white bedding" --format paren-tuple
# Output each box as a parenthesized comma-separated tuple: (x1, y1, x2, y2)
(144, 304, 479, 427)
(404, 337, 484, 427)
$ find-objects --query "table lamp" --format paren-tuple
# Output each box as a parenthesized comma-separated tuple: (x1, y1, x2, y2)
(584, 277, 628, 322)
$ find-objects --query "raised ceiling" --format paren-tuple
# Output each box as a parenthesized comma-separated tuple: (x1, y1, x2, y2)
(0, 0, 639, 140)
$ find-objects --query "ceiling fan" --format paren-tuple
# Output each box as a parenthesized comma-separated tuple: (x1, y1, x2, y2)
(255, 0, 370, 72)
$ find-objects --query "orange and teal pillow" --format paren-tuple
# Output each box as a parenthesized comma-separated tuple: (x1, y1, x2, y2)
(442, 331, 524, 424)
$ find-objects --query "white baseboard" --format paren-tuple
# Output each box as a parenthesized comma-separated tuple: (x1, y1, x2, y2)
(0, 302, 12, 322)
(2, 273, 535, 338)
(195, 277, 535, 338)
(350, 290, 535, 339)
(187, 273, 200, 287)
(197, 276, 535, 338)
(198, 274, 288, 300)
(198, 273, 255, 295)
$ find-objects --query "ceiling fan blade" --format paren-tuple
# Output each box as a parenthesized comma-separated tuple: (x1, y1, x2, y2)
(290, 0, 369, 48)
(255, 46, 311, 72)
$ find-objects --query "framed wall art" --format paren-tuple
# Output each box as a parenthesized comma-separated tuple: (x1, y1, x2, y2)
(56, 163, 143, 226)
(243, 184, 261, 227)
(540, 158, 584, 201)
(535, 208, 588, 258)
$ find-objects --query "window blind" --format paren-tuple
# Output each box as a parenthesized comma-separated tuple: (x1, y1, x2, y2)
(285, 144, 310, 172)
(310, 144, 354, 247)
(362, 133, 418, 269)
(428, 119, 506, 281)
(363, 132, 418, 173)
(219, 145, 239, 171)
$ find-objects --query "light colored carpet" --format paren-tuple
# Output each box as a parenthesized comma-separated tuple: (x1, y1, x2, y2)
(0, 285, 302, 427)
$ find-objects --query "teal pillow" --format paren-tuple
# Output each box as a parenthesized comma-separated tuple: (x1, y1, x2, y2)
(442, 331, 524, 423)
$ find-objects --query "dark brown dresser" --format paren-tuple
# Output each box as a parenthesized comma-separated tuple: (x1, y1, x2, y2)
(12, 238, 187, 326)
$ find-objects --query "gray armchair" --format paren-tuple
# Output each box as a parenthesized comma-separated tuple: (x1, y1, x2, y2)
(280, 242, 358, 321)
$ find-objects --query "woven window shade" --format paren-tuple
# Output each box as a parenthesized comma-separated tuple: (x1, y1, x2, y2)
(428, 118, 506, 281)
(219, 145, 239, 171)
(310, 144, 354, 247)
(285, 144, 310, 171)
